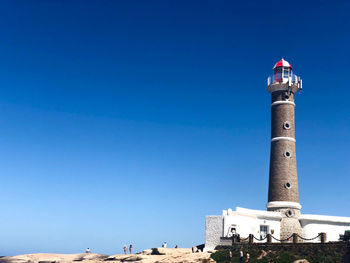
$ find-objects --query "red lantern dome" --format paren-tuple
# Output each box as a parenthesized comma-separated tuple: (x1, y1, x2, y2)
(273, 58, 292, 70)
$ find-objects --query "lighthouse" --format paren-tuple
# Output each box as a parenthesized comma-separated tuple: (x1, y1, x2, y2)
(266, 59, 303, 240)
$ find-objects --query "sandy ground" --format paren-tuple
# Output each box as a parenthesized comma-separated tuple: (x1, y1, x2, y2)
(0, 248, 215, 263)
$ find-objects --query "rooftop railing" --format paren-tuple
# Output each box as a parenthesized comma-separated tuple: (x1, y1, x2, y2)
(267, 73, 301, 86)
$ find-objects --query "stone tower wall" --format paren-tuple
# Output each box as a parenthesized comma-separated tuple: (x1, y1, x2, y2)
(275, 208, 302, 240)
(268, 90, 299, 203)
(267, 88, 302, 241)
(268, 140, 299, 202)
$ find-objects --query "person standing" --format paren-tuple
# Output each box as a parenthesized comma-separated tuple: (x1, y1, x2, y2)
(85, 248, 91, 254)
(239, 250, 243, 263)
(129, 244, 133, 254)
(123, 245, 127, 255)
(228, 250, 232, 263)
(246, 252, 250, 263)
(162, 242, 167, 248)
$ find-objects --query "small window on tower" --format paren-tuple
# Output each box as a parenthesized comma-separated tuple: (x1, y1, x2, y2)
(283, 121, 291, 130)
(284, 182, 292, 189)
(284, 151, 292, 158)
(286, 210, 294, 217)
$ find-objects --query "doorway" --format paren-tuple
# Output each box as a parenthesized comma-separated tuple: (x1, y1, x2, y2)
(260, 225, 269, 239)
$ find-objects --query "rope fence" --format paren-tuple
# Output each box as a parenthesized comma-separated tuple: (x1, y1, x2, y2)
(253, 235, 268, 241)
(239, 236, 250, 241)
(228, 232, 326, 244)
(296, 233, 322, 241)
(270, 234, 293, 242)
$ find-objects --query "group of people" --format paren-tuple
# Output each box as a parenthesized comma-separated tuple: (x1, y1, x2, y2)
(85, 246, 133, 255)
(162, 242, 178, 248)
(228, 250, 274, 263)
(87, 242, 174, 255)
(123, 244, 133, 254)
(228, 250, 249, 263)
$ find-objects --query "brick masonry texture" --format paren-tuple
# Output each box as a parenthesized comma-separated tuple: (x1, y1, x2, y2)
(268, 90, 299, 203)
(268, 89, 301, 240)
(271, 104, 295, 138)
(268, 139, 299, 203)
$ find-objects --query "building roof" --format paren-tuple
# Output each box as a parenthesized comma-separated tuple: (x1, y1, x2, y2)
(273, 58, 292, 69)
(221, 207, 282, 220)
(299, 214, 350, 224)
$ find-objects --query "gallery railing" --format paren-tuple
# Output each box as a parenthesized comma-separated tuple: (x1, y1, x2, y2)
(267, 72, 300, 86)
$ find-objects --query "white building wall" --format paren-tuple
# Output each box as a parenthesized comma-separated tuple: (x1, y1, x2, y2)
(205, 207, 282, 249)
(300, 214, 350, 242)
(222, 207, 281, 242)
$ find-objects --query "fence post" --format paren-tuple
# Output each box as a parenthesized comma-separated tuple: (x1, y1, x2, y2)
(320, 232, 326, 243)
(292, 233, 298, 244)
(232, 234, 236, 245)
(249, 234, 254, 244)
(267, 234, 272, 243)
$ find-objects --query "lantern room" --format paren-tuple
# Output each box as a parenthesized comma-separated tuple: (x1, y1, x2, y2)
(267, 58, 302, 93)
(273, 58, 292, 82)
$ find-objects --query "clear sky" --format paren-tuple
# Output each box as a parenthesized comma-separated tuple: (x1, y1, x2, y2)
(1, 0, 349, 256)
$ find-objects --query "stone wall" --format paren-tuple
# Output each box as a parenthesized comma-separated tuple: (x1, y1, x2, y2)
(268, 90, 299, 204)
(205, 216, 223, 251)
(213, 242, 350, 263)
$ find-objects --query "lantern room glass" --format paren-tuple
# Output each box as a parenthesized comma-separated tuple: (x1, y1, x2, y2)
(283, 67, 291, 78)
(274, 67, 292, 82)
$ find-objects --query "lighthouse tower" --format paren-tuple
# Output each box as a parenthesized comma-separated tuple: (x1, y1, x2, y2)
(267, 59, 303, 240)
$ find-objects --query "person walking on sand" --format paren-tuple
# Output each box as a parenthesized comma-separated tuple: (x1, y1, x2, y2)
(85, 248, 91, 253)
(228, 250, 232, 263)
(162, 242, 167, 248)
(239, 250, 243, 263)
(123, 245, 127, 255)
(129, 244, 133, 254)
(245, 252, 250, 263)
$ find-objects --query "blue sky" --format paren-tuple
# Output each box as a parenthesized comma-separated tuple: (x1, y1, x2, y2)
(1, 0, 350, 256)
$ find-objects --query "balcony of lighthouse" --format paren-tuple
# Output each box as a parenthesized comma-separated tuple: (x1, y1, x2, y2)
(267, 71, 302, 94)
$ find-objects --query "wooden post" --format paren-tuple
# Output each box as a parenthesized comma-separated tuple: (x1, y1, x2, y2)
(249, 234, 254, 244)
(267, 234, 272, 243)
(232, 234, 236, 245)
(320, 232, 326, 243)
(292, 233, 298, 244)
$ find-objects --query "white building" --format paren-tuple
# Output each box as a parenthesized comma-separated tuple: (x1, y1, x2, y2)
(205, 207, 350, 250)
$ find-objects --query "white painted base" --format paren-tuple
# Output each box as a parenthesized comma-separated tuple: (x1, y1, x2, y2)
(266, 201, 302, 210)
